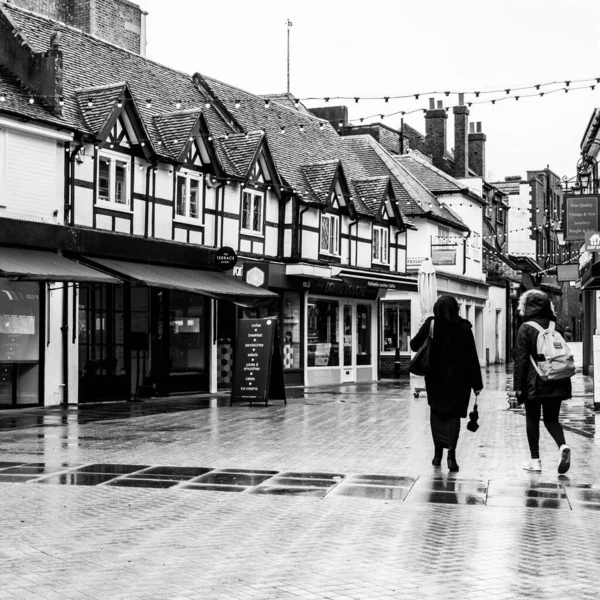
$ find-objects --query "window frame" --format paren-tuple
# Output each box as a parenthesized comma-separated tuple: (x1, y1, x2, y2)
(174, 171, 204, 225)
(241, 189, 265, 236)
(372, 225, 390, 265)
(96, 150, 131, 212)
(320, 213, 340, 256)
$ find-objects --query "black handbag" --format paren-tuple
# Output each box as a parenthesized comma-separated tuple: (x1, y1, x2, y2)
(409, 320, 434, 376)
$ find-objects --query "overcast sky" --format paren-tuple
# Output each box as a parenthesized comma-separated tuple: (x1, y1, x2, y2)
(139, 0, 600, 183)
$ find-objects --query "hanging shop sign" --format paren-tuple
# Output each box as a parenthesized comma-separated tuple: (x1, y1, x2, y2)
(565, 195, 599, 241)
(230, 318, 286, 406)
(431, 247, 457, 266)
(556, 264, 580, 282)
(215, 246, 237, 271)
(585, 231, 600, 253)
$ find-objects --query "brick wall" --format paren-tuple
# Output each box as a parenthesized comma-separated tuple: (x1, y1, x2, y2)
(379, 355, 411, 377)
(9, 0, 142, 54)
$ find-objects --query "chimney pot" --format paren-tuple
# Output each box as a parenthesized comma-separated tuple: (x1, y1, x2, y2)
(477, 122, 482, 133)
(437, 100, 443, 109)
(469, 122, 475, 133)
(458, 93, 464, 106)
(429, 98, 435, 110)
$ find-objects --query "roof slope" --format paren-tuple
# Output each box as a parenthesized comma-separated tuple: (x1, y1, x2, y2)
(396, 154, 463, 194)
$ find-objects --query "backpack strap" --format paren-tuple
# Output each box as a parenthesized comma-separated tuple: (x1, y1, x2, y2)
(428, 319, 434, 338)
(523, 321, 545, 377)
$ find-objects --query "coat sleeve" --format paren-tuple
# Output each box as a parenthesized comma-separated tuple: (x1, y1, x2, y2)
(410, 317, 432, 352)
(513, 324, 532, 396)
(465, 326, 483, 391)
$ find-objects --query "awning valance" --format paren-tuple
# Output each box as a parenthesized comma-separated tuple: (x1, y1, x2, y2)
(0, 248, 119, 283)
(82, 257, 278, 304)
(338, 269, 418, 292)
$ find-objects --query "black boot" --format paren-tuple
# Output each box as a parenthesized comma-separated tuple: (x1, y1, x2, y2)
(447, 449, 459, 472)
(432, 446, 443, 466)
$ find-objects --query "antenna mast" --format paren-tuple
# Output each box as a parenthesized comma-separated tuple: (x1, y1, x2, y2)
(286, 19, 293, 94)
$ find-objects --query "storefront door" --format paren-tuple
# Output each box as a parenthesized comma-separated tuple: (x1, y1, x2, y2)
(342, 304, 353, 382)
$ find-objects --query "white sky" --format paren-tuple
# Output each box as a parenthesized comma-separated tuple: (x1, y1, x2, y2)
(139, 0, 600, 183)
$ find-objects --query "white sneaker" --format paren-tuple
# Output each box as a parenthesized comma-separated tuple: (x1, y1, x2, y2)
(523, 458, 542, 472)
(558, 445, 571, 474)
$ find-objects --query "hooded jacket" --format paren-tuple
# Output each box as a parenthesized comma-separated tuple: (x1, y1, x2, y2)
(513, 290, 572, 402)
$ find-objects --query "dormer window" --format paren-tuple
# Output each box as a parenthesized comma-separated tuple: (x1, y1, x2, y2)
(320, 213, 340, 256)
(97, 152, 130, 209)
(176, 173, 202, 221)
(372, 225, 389, 264)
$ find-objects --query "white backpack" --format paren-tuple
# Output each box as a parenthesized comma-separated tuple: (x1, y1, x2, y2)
(525, 321, 575, 381)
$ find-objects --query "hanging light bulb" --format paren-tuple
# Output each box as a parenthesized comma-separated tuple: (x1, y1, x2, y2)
(264, 99, 270, 108)
(205, 101, 211, 109)
(294, 99, 300, 108)
(176, 100, 182, 109)
(384, 97, 389, 103)
(29, 96, 34, 104)
(87, 98, 93, 108)
(319, 122, 324, 130)
(235, 99, 240, 108)
(299, 124, 304, 133)
(117, 99, 123, 108)
(58, 96, 64, 106)
(146, 99, 152, 108)
(280, 126, 286, 134)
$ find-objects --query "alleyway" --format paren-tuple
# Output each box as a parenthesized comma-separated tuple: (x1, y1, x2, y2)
(1, 357, 599, 599)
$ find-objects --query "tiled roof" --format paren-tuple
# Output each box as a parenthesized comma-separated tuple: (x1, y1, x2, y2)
(76, 82, 126, 135)
(263, 93, 312, 115)
(352, 177, 389, 217)
(217, 132, 264, 178)
(153, 109, 204, 160)
(300, 161, 339, 204)
(396, 153, 463, 194)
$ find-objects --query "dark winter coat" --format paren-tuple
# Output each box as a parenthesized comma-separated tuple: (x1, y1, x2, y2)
(513, 292, 572, 403)
(410, 316, 483, 418)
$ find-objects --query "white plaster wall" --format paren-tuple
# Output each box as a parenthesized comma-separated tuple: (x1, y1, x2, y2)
(76, 187, 94, 228)
(44, 284, 65, 406)
(223, 216, 240, 250)
(154, 204, 171, 240)
(485, 284, 508, 364)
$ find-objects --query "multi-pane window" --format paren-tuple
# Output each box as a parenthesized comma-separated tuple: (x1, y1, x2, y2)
(97, 155, 129, 207)
(241, 190, 264, 234)
(320, 214, 340, 255)
(372, 226, 389, 264)
(176, 174, 201, 219)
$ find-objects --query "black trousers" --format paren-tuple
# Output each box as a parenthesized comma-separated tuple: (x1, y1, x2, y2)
(524, 398, 566, 459)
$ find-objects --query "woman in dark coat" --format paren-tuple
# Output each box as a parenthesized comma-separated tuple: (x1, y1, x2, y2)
(513, 289, 571, 474)
(410, 295, 483, 472)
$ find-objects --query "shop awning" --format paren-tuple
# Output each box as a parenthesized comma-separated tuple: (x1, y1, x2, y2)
(0, 247, 119, 283)
(338, 269, 418, 292)
(82, 257, 278, 303)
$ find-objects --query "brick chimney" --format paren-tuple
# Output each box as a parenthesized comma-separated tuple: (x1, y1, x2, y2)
(453, 93, 469, 178)
(425, 99, 447, 170)
(468, 122, 486, 178)
(8, 0, 147, 56)
(308, 105, 348, 133)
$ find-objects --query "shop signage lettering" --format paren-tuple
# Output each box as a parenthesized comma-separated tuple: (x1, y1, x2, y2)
(431, 247, 457, 266)
(585, 231, 600, 253)
(231, 318, 286, 406)
(565, 196, 599, 241)
(406, 257, 427, 271)
(215, 246, 237, 271)
(556, 264, 580, 282)
(303, 279, 378, 299)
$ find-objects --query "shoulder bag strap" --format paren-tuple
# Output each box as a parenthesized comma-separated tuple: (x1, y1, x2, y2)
(429, 319, 434, 338)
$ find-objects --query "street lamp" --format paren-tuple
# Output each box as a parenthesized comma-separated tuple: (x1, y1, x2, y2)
(578, 170, 591, 191)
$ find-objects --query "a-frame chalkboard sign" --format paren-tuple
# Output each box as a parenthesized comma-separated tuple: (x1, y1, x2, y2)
(230, 318, 287, 406)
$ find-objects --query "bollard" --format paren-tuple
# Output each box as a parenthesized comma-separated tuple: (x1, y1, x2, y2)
(394, 347, 401, 378)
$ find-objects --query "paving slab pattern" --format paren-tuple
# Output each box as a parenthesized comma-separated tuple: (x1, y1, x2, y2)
(0, 361, 599, 599)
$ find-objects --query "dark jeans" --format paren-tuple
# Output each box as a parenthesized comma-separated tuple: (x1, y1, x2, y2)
(524, 398, 566, 459)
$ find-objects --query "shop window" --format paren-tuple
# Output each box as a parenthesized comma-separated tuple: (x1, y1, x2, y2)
(241, 190, 264, 234)
(356, 304, 371, 365)
(169, 291, 207, 374)
(176, 173, 202, 221)
(282, 292, 301, 370)
(320, 214, 340, 256)
(381, 300, 411, 353)
(97, 153, 130, 209)
(372, 226, 389, 264)
(307, 298, 339, 367)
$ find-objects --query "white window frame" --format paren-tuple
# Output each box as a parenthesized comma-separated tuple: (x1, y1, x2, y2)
(241, 189, 264, 236)
(175, 172, 203, 224)
(96, 151, 131, 212)
(372, 225, 389, 265)
(320, 213, 340, 256)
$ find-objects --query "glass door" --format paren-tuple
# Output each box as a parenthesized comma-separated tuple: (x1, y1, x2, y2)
(342, 304, 354, 382)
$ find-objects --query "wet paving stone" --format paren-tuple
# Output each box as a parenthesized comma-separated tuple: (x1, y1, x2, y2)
(189, 471, 275, 486)
(105, 478, 179, 489)
(343, 473, 416, 487)
(404, 490, 486, 505)
(0, 462, 27, 469)
(0, 463, 73, 475)
(404, 477, 488, 505)
(180, 483, 250, 492)
(486, 495, 571, 509)
(262, 476, 338, 488)
(134, 466, 214, 480)
(326, 484, 411, 500)
(35, 473, 120, 486)
(0, 474, 40, 483)
(74, 463, 148, 474)
(562, 487, 600, 504)
(276, 471, 345, 480)
(248, 486, 328, 497)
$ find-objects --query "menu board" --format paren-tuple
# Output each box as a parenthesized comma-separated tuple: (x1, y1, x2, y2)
(230, 318, 286, 405)
(0, 281, 40, 363)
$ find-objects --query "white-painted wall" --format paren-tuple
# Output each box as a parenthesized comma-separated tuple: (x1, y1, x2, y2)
(484, 284, 508, 364)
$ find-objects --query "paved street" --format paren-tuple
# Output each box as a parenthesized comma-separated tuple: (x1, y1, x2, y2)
(1, 351, 600, 599)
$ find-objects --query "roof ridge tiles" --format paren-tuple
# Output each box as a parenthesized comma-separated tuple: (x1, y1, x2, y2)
(75, 82, 128, 94)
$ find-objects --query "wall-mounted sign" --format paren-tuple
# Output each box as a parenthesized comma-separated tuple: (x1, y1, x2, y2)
(431, 247, 457, 266)
(585, 231, 600, 253)
(556, 264, 580, 282)
(406, 257, 427, 271)
(565, 195, 599, 241)
(215, 246, 237, 271)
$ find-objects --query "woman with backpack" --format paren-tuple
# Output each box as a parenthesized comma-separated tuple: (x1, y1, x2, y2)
(410, 295, 483, 472)
(514, 289, 572, 474)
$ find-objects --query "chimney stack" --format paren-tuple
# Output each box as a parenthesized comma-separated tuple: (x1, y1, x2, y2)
(425, 98, 447, 170)
(453, 93, 469, 178)
(468, 122, 486, 178)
